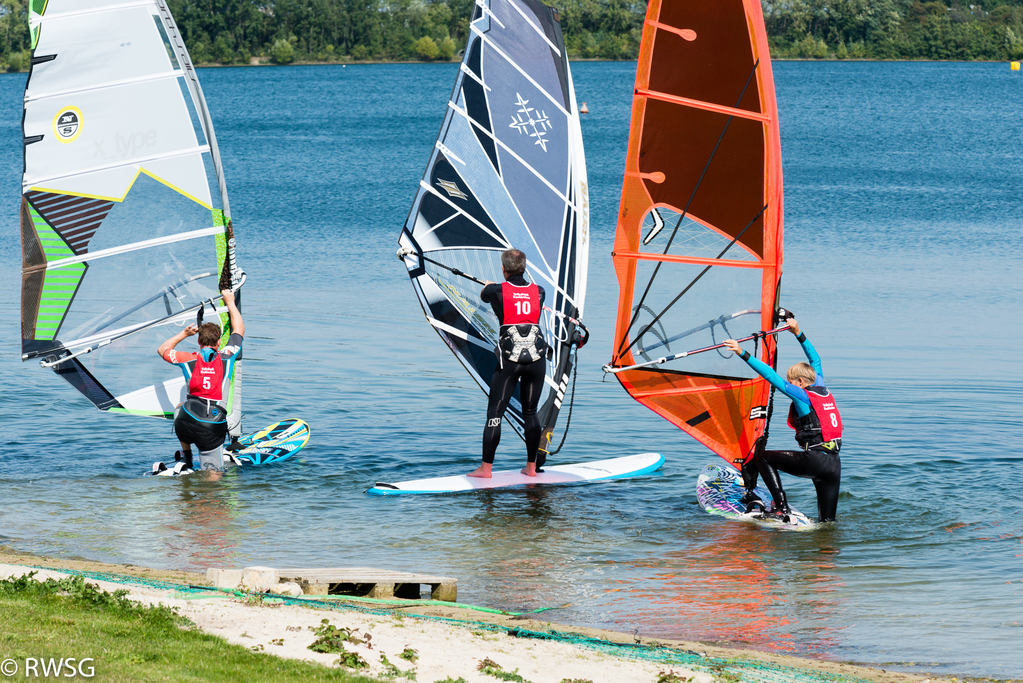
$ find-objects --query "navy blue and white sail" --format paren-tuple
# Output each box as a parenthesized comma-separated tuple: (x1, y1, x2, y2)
(398, 0, 588, 452)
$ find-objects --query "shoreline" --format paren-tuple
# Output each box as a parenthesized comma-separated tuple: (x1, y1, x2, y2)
(0, 545, 959, 683)
(2, 57, 1016, 76)
(200, 57, 1019, 67)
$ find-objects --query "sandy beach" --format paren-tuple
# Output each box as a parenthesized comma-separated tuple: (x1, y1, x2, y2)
(0, 546, 953, 683)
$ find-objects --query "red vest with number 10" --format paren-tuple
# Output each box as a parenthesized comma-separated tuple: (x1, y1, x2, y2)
(189, 348, 224, 401)
(501, 282, 541, 325)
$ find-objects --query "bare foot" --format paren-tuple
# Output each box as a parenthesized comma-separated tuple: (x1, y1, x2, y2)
(467, 463, 492, 478)
(521, 463, 537, 477)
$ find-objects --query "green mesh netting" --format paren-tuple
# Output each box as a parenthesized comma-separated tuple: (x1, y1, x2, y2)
(23, 565, 877, 683)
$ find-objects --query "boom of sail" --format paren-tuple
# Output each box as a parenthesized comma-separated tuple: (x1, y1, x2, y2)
(398, 0, 588, 453)
(605, 0, 784, 469)
(20, 0, 243, 429)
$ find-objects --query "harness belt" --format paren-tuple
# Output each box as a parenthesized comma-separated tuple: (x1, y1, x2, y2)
(181, 395, 228, 424)
(498, 324, 547, 365)
(807, 439, 841, 453)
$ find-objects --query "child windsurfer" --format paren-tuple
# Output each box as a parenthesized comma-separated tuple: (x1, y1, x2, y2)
(157, 289, 244, 473)
(723, 318, 843, 522)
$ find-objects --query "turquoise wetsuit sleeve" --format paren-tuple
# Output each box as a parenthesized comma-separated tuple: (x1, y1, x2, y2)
(739, 350, 812, 416)
(798, 333, 824, 380)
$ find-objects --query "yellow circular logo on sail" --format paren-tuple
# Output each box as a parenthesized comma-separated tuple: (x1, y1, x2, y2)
(53, 107, 83, 143)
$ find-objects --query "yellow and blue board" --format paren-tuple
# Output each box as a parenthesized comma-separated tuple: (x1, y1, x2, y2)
(232, 418, 310, 466)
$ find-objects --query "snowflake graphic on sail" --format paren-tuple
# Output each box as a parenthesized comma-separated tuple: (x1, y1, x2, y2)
(509, 93, 552, 152)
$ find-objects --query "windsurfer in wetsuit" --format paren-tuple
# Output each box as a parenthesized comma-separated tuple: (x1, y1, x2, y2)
(157, 288, 244, 473)
(468, 248, 547, 479)
(722, 317, 843, 522)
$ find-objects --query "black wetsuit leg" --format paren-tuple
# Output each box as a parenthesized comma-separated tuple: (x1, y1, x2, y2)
(757, 448, 842, 522)
(483, 358, 546, 464)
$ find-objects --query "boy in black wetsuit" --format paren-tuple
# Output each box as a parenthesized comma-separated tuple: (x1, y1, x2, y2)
(723, 318, 844, 522)
(157, 289, 244, 473)
(468, 249, 547, 479)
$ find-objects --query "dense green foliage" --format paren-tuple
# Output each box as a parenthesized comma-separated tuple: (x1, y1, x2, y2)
(765, 0, 1023, 59)
(2, 0, 1023, 69)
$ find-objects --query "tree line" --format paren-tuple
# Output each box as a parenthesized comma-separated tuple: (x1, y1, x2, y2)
(2, 0, 1023, 70)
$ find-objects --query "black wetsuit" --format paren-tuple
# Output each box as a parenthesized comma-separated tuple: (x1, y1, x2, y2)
(175, 396, 229, 451)
(480, 276, 546, 464)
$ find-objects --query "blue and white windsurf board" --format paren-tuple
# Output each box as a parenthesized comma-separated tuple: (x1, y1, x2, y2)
(367, 452, 664, 495)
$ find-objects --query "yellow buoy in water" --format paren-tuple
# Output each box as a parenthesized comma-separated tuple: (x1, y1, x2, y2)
(1012, 61, 1020, 71)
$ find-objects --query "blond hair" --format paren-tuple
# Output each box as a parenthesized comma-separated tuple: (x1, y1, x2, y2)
(786, 362, 816, 385)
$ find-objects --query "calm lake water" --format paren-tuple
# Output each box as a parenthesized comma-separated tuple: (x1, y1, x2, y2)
(1, 61, 1021, 680)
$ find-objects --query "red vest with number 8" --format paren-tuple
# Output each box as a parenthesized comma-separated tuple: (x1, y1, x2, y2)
(787, 385, 843, 449)
(501, 282, 541, 325)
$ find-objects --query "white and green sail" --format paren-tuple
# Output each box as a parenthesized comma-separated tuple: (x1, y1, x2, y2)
(20, 0, 243, 430)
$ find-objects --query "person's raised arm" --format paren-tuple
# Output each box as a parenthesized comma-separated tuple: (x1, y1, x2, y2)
(724, 339, 788, 393)
(786, 317, 822, 377)
(221, 289, 244, 338)
(158, 325, 198, 360)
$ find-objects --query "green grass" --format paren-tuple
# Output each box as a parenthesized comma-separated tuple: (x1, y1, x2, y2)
(477, 657, 531, 682)
(0, 573, 380, 682)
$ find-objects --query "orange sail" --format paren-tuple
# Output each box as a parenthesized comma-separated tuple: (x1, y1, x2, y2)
(607, 0, 783, 469)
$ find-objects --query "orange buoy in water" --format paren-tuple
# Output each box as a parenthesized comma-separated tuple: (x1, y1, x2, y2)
(580, 102, 589, 114)
(1012, 61, 1020, 71)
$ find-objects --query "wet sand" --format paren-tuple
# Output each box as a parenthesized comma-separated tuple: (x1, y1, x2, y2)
(0, 545, 956, 683)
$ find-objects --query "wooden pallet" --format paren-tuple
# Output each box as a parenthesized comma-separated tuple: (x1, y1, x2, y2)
(276, 567, 457, 602)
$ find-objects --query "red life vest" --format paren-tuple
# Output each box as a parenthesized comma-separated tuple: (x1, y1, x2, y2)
(189, 348, 224, 401)
(787, 385, 842, 449)
(501, 281, 541, 325)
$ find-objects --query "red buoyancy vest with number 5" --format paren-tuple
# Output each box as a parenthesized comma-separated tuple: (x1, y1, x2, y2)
(189, 348, 225, 401)
(501, 281, 541, 325)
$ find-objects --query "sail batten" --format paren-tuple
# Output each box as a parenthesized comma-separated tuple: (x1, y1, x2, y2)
(468, 26, 570, 117)
(41, 226, 224, 269)
(608, 0, 783, 469)
(25, 146, 213, 192)
(635, 88, 773, 123)
(25, 69, 184, 103)
(401, 0, 588, 453)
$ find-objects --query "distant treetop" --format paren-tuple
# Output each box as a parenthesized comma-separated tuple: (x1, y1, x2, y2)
(2, 0, 1021, 71)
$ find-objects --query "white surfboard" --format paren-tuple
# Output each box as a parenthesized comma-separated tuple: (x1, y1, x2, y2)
(367, 453, 665, 496)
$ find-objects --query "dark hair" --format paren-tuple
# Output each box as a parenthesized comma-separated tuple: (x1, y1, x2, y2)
(501, 248, 527, 277)
(198, 322, 222, 348)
